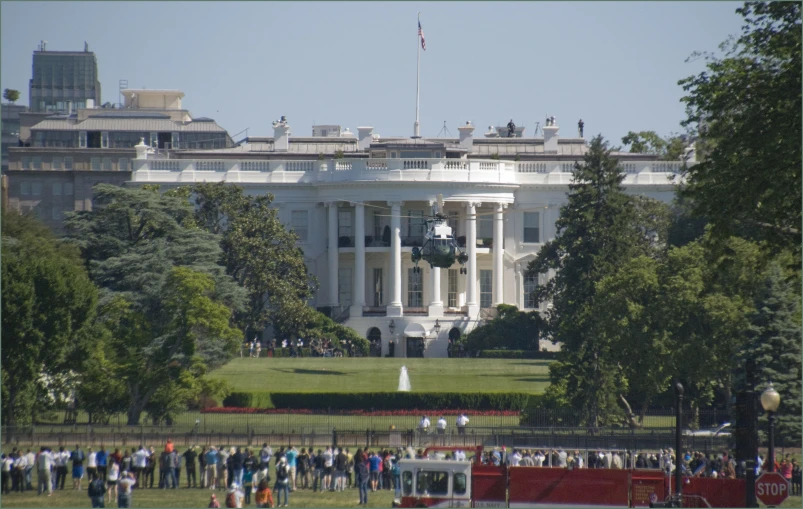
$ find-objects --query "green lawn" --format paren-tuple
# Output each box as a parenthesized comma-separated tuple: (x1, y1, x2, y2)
(211, 358, 551, 394)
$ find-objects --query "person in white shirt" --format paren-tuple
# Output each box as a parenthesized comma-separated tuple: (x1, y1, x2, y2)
(87, 448, 98, 481)
(509, 450, 522, 467)
(14, 451, 28, 492)
(322, 448, 333, 492)
(106, 461, 120, 503)
(604, 451, 613, 469)
(36, 447, 54, 496)
(454, 450, 466, 462)
(574, 451, 584, 469)
(117, 471, 136, 508)
(555, 449, 568, 468)
(612, 452, 623, 469)
(534, 450, 545, 467)
(418, 416, 431, 433)
(131, 446, 149, 485)
(2, 453, 14, 494)
(456, 414, 469, 435)
(436, 417, 447, 435)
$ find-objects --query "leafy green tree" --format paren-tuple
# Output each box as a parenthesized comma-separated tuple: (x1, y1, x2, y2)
(64, 185, 245, 424)
(1, 211, 97, 429)
(465, 304, 544, 352)
(183, 182, 315, 340)
(621, 130, 686, 160)
(735, 262, 802, 444)
(3, 88, 20, 103)
(677, 2, 802, 259)
(526, 136, 655, 426)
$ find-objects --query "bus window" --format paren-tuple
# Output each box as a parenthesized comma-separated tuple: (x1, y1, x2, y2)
(453, 473, 467, 495)
(403, 471, 413, 496)
(417, 471, 449, 496)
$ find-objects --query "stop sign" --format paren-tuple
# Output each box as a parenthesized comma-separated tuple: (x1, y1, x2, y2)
(756, 471, 790, 506)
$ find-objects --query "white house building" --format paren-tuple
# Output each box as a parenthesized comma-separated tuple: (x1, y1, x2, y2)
(131, 117, 693, 358)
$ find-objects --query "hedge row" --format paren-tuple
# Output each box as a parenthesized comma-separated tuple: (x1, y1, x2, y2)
(222, 392, 534, 411)
(477, 350, 559, 360)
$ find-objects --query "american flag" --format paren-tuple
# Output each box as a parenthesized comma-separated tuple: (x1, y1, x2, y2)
(418, 20, 426, 51)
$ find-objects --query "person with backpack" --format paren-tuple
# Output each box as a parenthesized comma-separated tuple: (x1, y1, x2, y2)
(273, 456, 290, 507)
(355, 448, 369, 506)
(71, 444, 86, 490)
(88, 475, 106, 508)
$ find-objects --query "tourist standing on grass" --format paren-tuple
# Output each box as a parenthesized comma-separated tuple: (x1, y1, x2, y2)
(255, 478, 274, 508)
(24, 448, 35, 490)
(88, 474, 106, 507)
(312, 449, 324, 492)
(199, 446, 208, 488)
(2, 453, 13, 494)
(106, 460, 119, 503)
(232, 447, 246, 488)
(322, 447, 333, 492)
(296, 448, 309, 490)
(285, 446, 298, 491)
(218, 447, 230, 490)
(117, 471, 136, 508)
(72, 444, 86, 490)
(206, 447, 219, 490)
(226, 482, 245, 508)
(355, 449, 369, 506)
(132, 445, 148, 486)
(368, 451, 381, 492)
(36, 446, 54, 496)
(185, 446, 199, 488)
(243, 455, 256, 505)
(86, 448, 97, 482)
(274, 456, 290, 507)
(96, 447, 107, 482)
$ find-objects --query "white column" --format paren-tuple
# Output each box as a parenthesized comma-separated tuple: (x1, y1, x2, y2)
(387, 201, 403, 317)
(428, 266, 443, 317)
(351, 203, 366, 317)
(466, 201, 480, 316)
(493, 202, 505, 306)
(327, 201, 339, 307)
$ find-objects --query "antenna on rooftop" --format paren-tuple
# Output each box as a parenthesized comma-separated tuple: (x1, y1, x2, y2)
(534, 121, 541, 137)
(436, 121, 453, 138)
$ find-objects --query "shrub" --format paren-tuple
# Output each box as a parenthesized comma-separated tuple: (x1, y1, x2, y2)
(477, 350, 558, 360)
(222, 392, 534, 411)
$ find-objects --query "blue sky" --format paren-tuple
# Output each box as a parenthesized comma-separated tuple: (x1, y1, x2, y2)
(2, 1, 744, 144)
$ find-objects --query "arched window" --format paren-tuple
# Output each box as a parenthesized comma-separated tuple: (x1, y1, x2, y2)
(367, 327, 382, 357)
(448, 327, 461, 341)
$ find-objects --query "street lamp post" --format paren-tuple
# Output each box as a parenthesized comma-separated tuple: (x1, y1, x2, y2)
(674, 381, 684, 501)
(760, 382, 781, 473)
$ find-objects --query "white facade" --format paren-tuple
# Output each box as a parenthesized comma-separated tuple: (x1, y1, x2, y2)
(131, 120, 692, 358)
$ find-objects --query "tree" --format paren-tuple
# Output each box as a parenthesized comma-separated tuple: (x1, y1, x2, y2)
(64, 184, 245, 424)
(621, 130, 687, 160)
(527, 136, 656, 426)
(1, 211, 97, 430)
(3, 88, 20, 103)
(735, 262, 802, 445)
(183, 183, 315, 340)
(465, 304, 544, 352)
(677, 2, 802, 259)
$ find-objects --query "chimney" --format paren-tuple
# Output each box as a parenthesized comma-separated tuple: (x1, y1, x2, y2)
(273, 116, 290, 151)
(543, 119, 559, 153)
(458, 121, 475, 150)
(86, 99, 95, 109)
(357, 127, 374, 151)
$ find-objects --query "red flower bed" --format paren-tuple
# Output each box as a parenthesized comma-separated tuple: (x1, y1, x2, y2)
(201, 407, 521, 416)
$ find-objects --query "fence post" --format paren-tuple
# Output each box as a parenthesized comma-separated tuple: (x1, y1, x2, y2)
(332, 427, 337, 449)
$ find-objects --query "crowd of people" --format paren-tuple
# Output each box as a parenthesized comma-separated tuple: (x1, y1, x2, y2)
(1, 442, 800, 507)
(239, 338, 361, 359)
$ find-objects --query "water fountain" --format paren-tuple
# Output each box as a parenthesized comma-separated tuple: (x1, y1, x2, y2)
(398, 365, 411, 392)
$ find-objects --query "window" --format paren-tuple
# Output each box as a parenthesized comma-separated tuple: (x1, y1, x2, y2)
(32, 157, 42, 171)
(373, 211, 388, 240)
(64, 182, 74, 195)
(118, 158, 130, 171)
(454, 473, 467, 495)
(448, 269, 458, 307)
(478, 212, 493, 240)
(32, 182, 42, 196)
(291, 210, 308, 242)
(64, 157, 73, 170)
(101, 131, 109, 148)
(448, 212, 460, 238)
(79, 131, 87, 148)
(171, 132, 180, 148)
(91, 158, 101, 171)
(338, 268, 352, 307)
(21, 157, 31, 170)
(51, 206, 61, 220)
(480, 270, 493, 308)
(407, 210, 424, 237)
(21, 182, 31, 195)
(402, 472, 413, 496)
(524, 274, 538, 309)
(52, 157, 62, 171)
(416, 471, 449, 496)
(373, 268, 383, 306)
(102, 158, 112, 171)
(150, 132, 158, 147)
(523, 212, 540, 243)
(408, 268, 423, 307)
(52, 183, 62, 196)
(338, 209, 353, 239)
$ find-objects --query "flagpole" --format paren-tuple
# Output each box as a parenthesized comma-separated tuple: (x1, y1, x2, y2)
(414, 12, 421, 138)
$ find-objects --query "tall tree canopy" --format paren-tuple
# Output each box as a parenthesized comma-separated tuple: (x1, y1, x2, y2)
(64, 184, 245, 424)
(678, 1, 802, 258)
(621, 130, 687, 161)
(1, 211, 97, 428)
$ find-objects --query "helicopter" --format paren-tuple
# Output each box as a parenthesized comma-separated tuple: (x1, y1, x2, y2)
(410, 194, 469, 273)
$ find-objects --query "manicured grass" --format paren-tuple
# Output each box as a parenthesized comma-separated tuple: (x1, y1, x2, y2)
(0, 485, 395, 508)
(211, 358, 551, 394)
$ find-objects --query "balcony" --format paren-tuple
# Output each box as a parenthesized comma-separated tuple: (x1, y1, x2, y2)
(132, 157, 691, 186)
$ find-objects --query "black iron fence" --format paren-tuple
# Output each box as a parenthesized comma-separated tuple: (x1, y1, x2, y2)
(519, 408, 730, 429)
